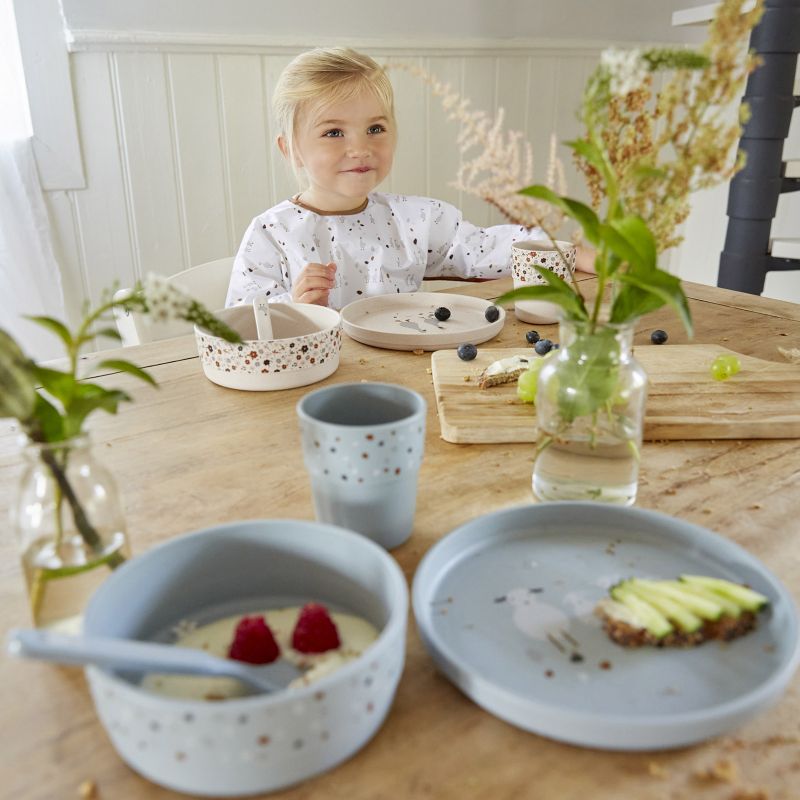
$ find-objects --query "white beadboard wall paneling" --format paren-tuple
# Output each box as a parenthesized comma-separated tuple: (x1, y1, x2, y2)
(459, 56, 498, 226)
(384, 55, 428, 199)
(263, 54, 297, 207)
(423, 56, 464, 210)
(168, 53, 230, 265)
(71, 52, 135, 304)
(217, 54, 271, 245)
(114, 52, 186, 278)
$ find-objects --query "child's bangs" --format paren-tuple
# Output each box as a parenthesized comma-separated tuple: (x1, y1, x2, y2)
(308, 75, 394, 122)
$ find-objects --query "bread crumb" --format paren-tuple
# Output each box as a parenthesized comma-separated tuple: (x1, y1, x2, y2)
(425, 367, 432, 374)
(79, 780, 98, 799)
(693, 757, 739, 784)
(463, 375, 471, 382)
(647, 761, 668, 778)
(750, 503, 762, 510)
(358, 358, 367, 365)
(778, 346, 800, 364)
(412, 349, 425, 355)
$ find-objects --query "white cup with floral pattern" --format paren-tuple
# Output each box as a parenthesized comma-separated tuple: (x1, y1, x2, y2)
(510, 239, 577, 324)
(297, 383, 426, 550)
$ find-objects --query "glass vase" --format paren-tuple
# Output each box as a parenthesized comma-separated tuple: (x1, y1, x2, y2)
(533, 319, 648, 505)
(13, 434, 130, 631)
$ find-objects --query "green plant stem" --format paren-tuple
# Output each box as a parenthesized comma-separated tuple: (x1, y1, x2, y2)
(39, 448, 126, 569)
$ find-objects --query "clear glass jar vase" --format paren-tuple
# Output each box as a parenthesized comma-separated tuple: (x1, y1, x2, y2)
(13, 434, 130, 630)
(533, 318, 648, 505)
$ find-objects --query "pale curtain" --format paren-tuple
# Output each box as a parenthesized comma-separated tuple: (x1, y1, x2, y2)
(0, 0, 66, 361)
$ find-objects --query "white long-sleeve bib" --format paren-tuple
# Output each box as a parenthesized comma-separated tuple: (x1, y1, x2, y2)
(226, 192, 542, 309)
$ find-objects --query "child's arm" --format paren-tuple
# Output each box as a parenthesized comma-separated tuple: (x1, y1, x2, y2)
(291, 262, 337, 305)
(226, 216, 295, 307)
(575, 245, 596, 274)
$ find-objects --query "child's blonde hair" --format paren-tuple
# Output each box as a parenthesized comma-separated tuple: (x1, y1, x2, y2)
(273, 47, 395, 182)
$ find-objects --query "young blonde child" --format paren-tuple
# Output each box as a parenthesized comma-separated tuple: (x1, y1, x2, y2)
(226, 47, 589, 310)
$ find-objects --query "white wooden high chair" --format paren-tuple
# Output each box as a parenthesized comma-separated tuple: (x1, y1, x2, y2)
(112, 257, 234, 347)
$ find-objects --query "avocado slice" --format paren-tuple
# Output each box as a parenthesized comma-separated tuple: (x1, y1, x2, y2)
(625, 580, 703, 633)
(679, 575, 768, 612)
(610, 583, 673, 637)
(665, 580, 741, 618)
(651, 581, 725, 620)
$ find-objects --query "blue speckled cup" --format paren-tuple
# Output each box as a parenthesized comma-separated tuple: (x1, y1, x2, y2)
(297, 383, 426, 549)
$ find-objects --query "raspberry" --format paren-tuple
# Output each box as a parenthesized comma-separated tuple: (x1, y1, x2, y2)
(291, 603, 341, 654)
(228, 616, 280, 664)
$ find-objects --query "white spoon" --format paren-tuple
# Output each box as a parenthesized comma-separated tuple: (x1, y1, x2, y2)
(7, 628, 301, 695)
(252, 292, 274, 340)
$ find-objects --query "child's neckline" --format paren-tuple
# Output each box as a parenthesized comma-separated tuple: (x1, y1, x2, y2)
(290, 194, 369, 216)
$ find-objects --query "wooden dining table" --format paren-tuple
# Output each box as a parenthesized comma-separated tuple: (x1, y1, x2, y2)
(1, 276, 799, 800)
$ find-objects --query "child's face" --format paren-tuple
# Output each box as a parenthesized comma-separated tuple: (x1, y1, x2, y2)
(291, 89, 396, 212)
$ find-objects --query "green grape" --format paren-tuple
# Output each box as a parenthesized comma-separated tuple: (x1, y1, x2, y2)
(710, 354, 741, 381)
(517, 366, 540, 404)
(718, 354, 741, 375)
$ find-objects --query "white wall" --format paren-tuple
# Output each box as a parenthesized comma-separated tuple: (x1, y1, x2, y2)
(60, 0, 705, 44)
(14, 0, 799, 339)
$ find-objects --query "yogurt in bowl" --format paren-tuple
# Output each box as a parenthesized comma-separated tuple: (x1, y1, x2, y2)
(142, 605, 379, 700)
(82, 519, 407, 797)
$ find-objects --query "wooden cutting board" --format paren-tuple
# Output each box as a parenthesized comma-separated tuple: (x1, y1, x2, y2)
(431, 345, 800, 442)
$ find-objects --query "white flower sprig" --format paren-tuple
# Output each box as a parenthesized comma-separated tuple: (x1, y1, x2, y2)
(600, 49, 649, 98)
(125, 273, 241, 342)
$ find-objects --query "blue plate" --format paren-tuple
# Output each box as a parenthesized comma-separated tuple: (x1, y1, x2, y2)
(412, 503, 800, 750)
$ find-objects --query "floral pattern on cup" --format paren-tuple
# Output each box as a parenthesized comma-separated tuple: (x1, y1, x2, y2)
(511, 240, 577, 286)
(300, 421, 425, 484)
(196, 326, 342, 376)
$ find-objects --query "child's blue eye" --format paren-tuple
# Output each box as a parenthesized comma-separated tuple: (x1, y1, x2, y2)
(322, 129, 343, 138)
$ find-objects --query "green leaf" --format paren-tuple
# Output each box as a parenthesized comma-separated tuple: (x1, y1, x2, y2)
(30, 394, 65, 441)
(62, 383, 132, 438)
(26, 316, 74, 350)
(547, 328, 623, 422)
(608, 284, 668, 325)
(613, 269, 693, 336)
(95, 359, 158, 387)
(496, 284, 588, 321)
(32, 366, 77, 407)
(608, 216, 657, 272)
(518, 185, 602, 245)
(0, 329, 38, 421)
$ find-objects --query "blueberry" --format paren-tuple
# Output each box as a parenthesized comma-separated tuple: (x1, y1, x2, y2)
(650, 329, 668, 345)
(534, 339, 553, 355)
(457, 343, 478, 361)
(484, 305, 500, 323)
(525, 330, 541, 344)
(434, 306, 451, 321)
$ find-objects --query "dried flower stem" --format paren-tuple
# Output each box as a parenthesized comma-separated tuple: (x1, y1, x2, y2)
(390, 62, 567, 232)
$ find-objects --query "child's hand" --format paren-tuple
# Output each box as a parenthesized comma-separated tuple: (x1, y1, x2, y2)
(292, 262, 336, 305)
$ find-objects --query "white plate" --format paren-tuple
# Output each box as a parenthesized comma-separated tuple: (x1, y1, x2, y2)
(340, 293, 504, 351)
(412, 503, 800, 751)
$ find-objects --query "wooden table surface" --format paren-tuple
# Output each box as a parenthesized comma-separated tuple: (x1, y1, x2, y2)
(1, 278, 799, 800)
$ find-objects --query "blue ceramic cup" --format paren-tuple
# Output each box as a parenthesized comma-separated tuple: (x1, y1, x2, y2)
(297, 382, 426, 549)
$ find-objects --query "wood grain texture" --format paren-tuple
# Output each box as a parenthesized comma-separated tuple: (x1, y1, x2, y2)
(1, 279, 799, 800)
(432, 344, 800, 443)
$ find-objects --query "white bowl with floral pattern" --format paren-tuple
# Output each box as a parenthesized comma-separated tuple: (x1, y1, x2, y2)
(82, 519, 408, 797)
(195, 303, 342, 391)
